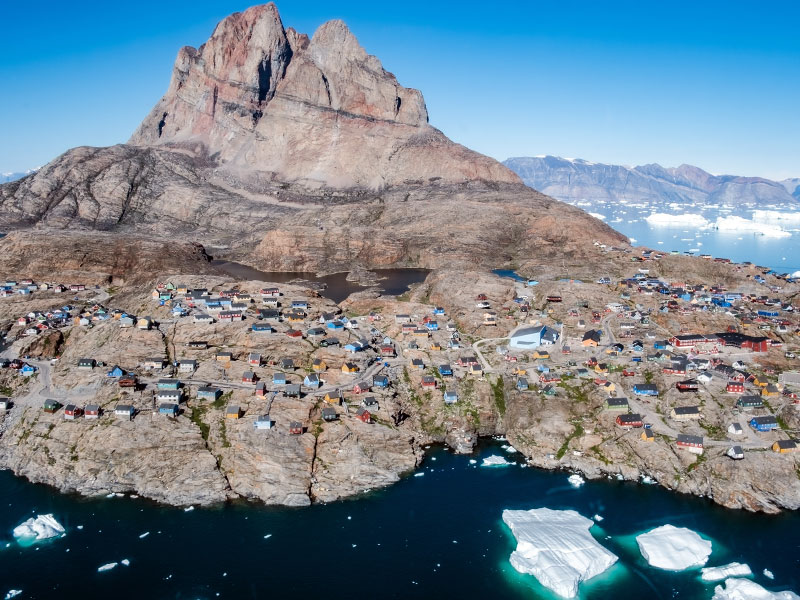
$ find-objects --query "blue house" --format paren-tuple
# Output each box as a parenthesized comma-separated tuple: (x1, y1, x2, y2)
(516, 377, 529, 391)
(654, 341, 668, 350)
(425, 321, 439, 331)
(438, 364, 453, 377)
(273, 372, 287, 385)
(433, 307, 445, 315)
(292, 300, 309, 310)
(443, 391, 458, 405)
(158, 403, 179, 417)
(373, 375, 390, 388)
(197, 387, 222, 401)
(157, 379, 180, 390)
(252, 323, 272, 332)
(107, 366, 124, 378)
(537, 364, 550, 373)
(327, 320, 344, 330)
(750, 415, 779, 432)
(303, 373, 321, 388)
(20, 364, 36, 376)
(633, 383, 659, 396)
(345, 340, 368, 353)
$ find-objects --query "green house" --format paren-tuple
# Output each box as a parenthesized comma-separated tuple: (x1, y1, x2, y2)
(43, 399, 62, 413)
(605, 397, 629, 411)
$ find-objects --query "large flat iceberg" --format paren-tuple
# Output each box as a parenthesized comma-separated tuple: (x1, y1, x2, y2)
(482, 455, 511, 467)
(711, 216, 791, 238)
(12, 514, 65, 545)
(701, 562, 752, 581)
(636, 525, 711, 570)
(645, 213, 709, 227)
(712, 578, 800, 600)
(502, 508, 618, 598)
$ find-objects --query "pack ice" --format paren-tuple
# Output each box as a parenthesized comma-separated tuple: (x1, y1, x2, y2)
(636, 525, 711, 570)
(712, 578, 800, 600)
(502, 508, 618, 598)
(12, 514, 65, 544)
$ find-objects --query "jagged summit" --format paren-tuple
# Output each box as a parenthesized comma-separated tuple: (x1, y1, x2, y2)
(129, 3, 512, 189)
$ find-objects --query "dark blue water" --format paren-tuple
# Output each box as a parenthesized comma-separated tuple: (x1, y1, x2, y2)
(1, 441, 798, 599)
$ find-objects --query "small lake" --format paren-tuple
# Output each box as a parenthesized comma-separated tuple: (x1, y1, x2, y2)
(210, 261, 430, 303)
(1, 440, 798, 599)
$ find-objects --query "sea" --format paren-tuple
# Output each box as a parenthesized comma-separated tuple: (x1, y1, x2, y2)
(577, 202, 800, 275)
(1, 440, 798, 599)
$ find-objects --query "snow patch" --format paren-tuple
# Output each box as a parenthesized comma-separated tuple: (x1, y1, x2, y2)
(12, 514, 65, 545)
(701, 562, 752, 581)
(482, 455, 511, 467)
(636, 525, 711, 570)
(502, 508, 618, 599)
(712, 578, 799, 600)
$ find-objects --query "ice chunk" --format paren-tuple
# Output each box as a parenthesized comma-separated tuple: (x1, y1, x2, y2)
(712, 578, 799, 600)
(97, 563, 118, 572)
(711, 216, 791, 238)
(184, 506, 194, 512)
(5, 591, 22, 600)
(505, 445, 518, 454)
(636, 525, 711, 570)
(139, 532, 150, 539)
(13, 514, 65, 545)
(482, 455, 511, 467)
(413, 473, 425, 477)
(701, 562, 752, 581)
(567, 474, 585, 488)
(593, 514, 604, 522)
(765, 570, 775, 580)
(502, 508, 618, 599)
(645, 213, 709, 227)
(121, 559, 130, 566)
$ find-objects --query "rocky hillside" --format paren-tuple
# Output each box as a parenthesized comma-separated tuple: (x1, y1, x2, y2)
(0, 4, 625, 274)
(504, 155, 800, 207)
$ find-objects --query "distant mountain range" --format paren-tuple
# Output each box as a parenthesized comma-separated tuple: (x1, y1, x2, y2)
(503, 156, 800, 207)
(1, 170, 38, 184)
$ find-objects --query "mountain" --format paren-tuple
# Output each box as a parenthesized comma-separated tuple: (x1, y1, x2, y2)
(1, 169, 38, 184)
(0, 4, 624, 280)
(504, 156, 799, 207)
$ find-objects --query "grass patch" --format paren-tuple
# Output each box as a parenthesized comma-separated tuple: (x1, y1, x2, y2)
(189, 402, 210, 441)
(556, 422, 585, 460)
(490, 375, 506, 415)
(213, 391, 232, 410)
(220, 419, 231, 448)
(644, 370, 654, 384)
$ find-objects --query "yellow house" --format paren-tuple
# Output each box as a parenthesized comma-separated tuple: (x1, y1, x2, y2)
(225, 406, 241, 420)
(761, 384, 780, 398)
(342, 362, 359, 373)
(288, 314, 304, 323)
(641, 430, 655, 442)
(324, 391, 343, 404)
(513, 367, 527, 376)
(430, 341, 442, 351)
(594, 364, 609, 374)
(533, 350, 550, 360)
(469, 363, 483, 375)
(772, 440, 798, 453)
(312, 358, 327, 372)
(603, 381, 616, 394)
(752, 376, 768, 388)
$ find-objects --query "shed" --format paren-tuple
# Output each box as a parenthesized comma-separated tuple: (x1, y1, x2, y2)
(225, 406, 242, 420)
(64, 404, 82, 420)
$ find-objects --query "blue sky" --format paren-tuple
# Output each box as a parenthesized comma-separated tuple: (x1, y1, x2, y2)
(1, 0, 798, 179)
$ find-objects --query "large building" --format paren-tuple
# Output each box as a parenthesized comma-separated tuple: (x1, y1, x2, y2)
(509, 326, 558, 350)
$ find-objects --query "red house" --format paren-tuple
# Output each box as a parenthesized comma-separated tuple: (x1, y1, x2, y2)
(286, 329, 303, 338)
(616, 413, 644, 428)
(353, 382, 370, 394)
(356, 408, 371, 423)
(289, 421, 303, 435)
(726, 381, 745, 394)
(380, 345, 395, 357)
(64, 404, 83, 420)
(676, 380, 699, 392)
(242, 371, 257, 383)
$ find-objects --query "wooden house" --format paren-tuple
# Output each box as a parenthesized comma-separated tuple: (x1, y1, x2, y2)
(285, 384, 301, 398)
(737, 395, 763, 409)
(84, 404, 100, 419)
(114, 404, 135, 421)
(197, 387, 222, 401)
(324, 390, 343, 405)
(254, 415, 274, 430)
(225, 406, 242, 420)
(749, 415, 779, 432)
(304, 373, 320, 388)
(242, 371, 257, 384)
(605, 397, 629, 411)
(43, 399, 62, 414)
(77, 358, 96, 370)
(421, 376, 437, 389)
(670, 406, 701, 422)
(248, 353, 262, 367)
(159, 403, 179, 417)
(321, 407, 338, 422)
(726, 381, 745, 394)
(355, 408, 372, 423)
(727, 446, 744, 460)
(676, 434, 704, 454)
(312, 358, 327, 372)
(443, 390, 458, 405)
(641, 429, 655, 442)
(289, 421, 303, 434)
(64, 404, 82, 420)
(616, 413, 643, 428)
(772, 440, 798, 453)
(342, 362, 359, 373)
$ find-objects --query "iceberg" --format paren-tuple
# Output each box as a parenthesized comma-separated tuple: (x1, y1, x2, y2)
(701, 562, 752, 581)
(711, 216, 791, 238)
(5, 591, 22, 600)
(752, 210, 800, 226)
(567, 474, 585, 488)
(712, 578, 799, 600)
(12, 514, 65, 545)
(645, 213, 709, 227)
(635, 525, 711, 570)
(482, 455, 511, 467)
(502, 508, 618, 599)
(765, 569, 775, 580)
(97, 563, 118, 572)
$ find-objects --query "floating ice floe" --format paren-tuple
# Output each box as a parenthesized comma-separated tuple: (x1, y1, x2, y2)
(121, 559, 130, 566)
(592, 514, 604, 522)
(765, 569, 775, 580)
(645, 213, 709, 227)
(184, 506, 195, 512)
(712, 578, 799, 600)
(701, 562, 752, 581)
(640, 475, 656, 485)
(589, 213, 606, 221)
(13, 514, 65, 545)
(567, 474, 585, 488)
(505, 445, 518, 454)
(482, 455, 511, 467)
(502, 508, 617, 599)
(414, 472, 425, 477)
(752, 210, 800, 226)
(711, 216, 791, 238)
(97, 563, 118, 572)
(139, 532, 150, 539)
(5, 591, 22, 600)
(636, 525, 711, 570)
(469, 459, 477, 464)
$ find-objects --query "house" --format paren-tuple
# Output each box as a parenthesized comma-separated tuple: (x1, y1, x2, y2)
(307, 327, 326, 337)
(43, 399, 62, 413)
(355, 408, 371, 423)
(242, 371, 257, 384)
(84, 404, 100, 419)
(421, 376, 437, 389)
(761, 384, 781, 398)
(676, 434, 704, 454)
(77, 358, 96, 370)
(304, 373, 321, 388)
(144, 357, 167, 369)
(64, 404, 82, 420)
(605, 397, 629, 411)
(532, 350, 550, 360)
(119, 315, 135, 328)
(671, 406, 701, 421)
(194, 313, 214, 324)
(158, 379, 180, 390)
(107, 365, 124, 378)
(411, 358, 425, 370)
(750, 415, 779, 432)
(616, 413, 644, 428)
(469, 363, 483, 375)
(321, 407, 338, 422)
(737, 395, 763, 409)
(582, 330, 602, 347)
(255, 382, 267, 397)
(156, 390, 181, 403)
(633, 383, 658, 396)
(0, 398, 10, 411)
(280, 357, 295, 370)
(641, 429, 655, 442)
(178, 359, 198, 373)
(325, 390, 343, 405)
(438, 364, 453, 377)
(772, 440, 798, 453)
(354, 380, 372, 394)
(197, 387, 222, 402)
(137, 317, 153, 330)
(697, 372, 713, 384)
(159, 403, 179, 417)
(289, 421, 303, 435)
(273, 372, 287, 385)
(251, 323, 273, 332)
(676, 379, 699, 392)
(443, 390, 458, 405)
(20, 364, 37, 376)
(726, 381, 745, 394)
(363, 397, 379, 411)
(254, 415, 274, 430)
(285, 384, 301, 398)
(342, 362, 359, 374)
(312, 358, 327, 372)
(114, 404, 135, 420)
(727, 446, 744, 460)
(380, 345, 395, 357)
(119, 376, 137, 388)
(516, 377, 529, 391)
(373, 374, 390, 389)
(728, 423, 744, 435)
(226, 406, 242, 419)
(248, 353, 262, 366)
(216, 351, 234, 363)
(286, 328, 303, 338)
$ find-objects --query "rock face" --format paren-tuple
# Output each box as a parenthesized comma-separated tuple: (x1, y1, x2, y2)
(0, 4, 626, 273)
(504, 155, 799, 207)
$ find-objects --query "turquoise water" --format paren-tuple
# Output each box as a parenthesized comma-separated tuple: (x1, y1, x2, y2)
(1, 441, 798, 599)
